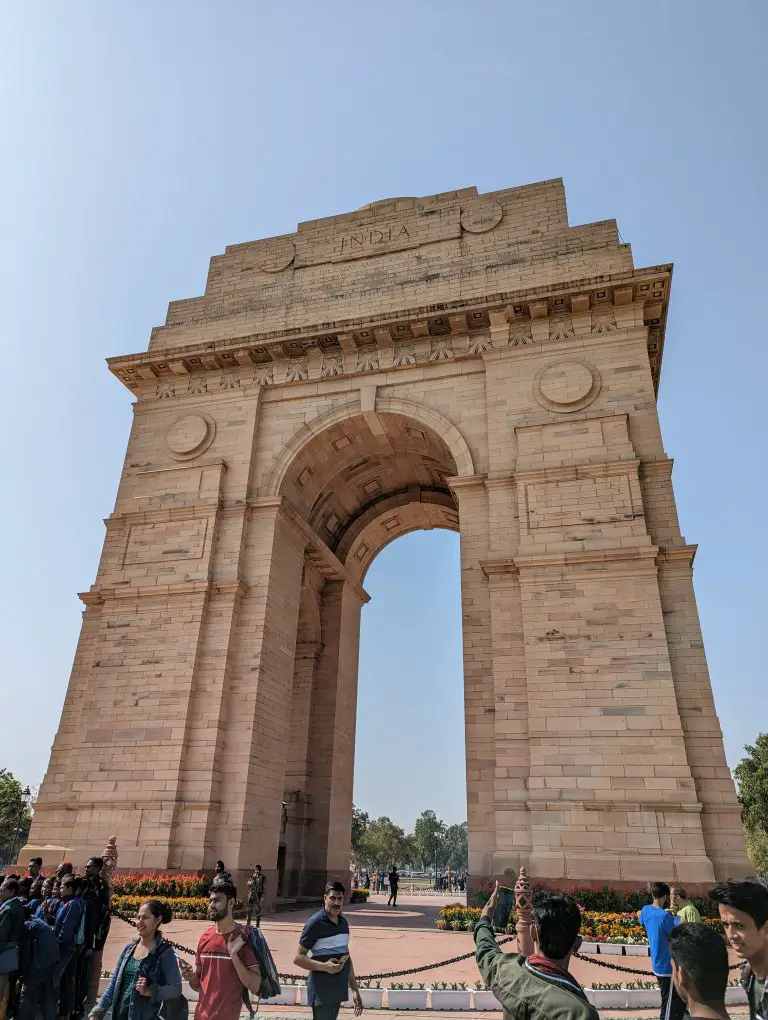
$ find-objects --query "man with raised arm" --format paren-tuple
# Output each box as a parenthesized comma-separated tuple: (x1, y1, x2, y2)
(474, 882, 598, 1020)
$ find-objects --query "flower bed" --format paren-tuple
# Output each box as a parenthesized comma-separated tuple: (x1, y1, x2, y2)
(471, 881, 719, 918)
(435, 905, 724, 942)
(350, 887, 370, 904)
(112, 895, 211, 920)
(437, 903, 485, 931)
(112, 873, 210, 898)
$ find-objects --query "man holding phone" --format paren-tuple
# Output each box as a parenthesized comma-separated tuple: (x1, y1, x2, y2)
(294, 881, 363, 1020)
(178, 880, 261, 1020)
(474, 882, 598, 1020)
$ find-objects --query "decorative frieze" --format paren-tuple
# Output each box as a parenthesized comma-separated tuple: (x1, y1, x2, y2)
(111, 272, 670, 401)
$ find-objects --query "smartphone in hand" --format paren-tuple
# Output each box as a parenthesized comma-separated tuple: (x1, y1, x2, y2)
(492, 886, 515, 930)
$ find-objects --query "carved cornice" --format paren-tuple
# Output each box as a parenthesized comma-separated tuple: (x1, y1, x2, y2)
(446, 473, 488, 497)
(515, 545, 658, 573)
(105, 504, 219, 527)
(640, 458, 674, 479)
(480, 558, 519, 580)
(513, 458, 640, 485)
(109, 265, 671, 397)
(79, 578, 249, 604)
(480, 545, 660, 581)
(657, 544, 697, 568)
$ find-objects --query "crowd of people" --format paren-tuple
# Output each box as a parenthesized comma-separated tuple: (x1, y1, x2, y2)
(353, 867, 466, 898)
(2, 857, 767, 1020)
(477, 877, 768, 1020)
(0, 857, 111, 1020)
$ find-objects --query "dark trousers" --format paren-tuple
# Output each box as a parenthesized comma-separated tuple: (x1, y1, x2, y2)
(18, 979, 56, 1020)
(657, 976, 686, 1020)
(311, 1005, 341, 1020)
(55, 949, 76, 1019)
(388, 886, 398, 906)
(72, 950, 91, 1018)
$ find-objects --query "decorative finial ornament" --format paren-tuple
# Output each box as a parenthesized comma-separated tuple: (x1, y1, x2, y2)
(515, 866, 535, 956)
(101, 835, 118, 887)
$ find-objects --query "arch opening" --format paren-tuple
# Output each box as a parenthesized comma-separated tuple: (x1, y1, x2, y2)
(354, 529, 466, 876)
(275, 408, 468, 897)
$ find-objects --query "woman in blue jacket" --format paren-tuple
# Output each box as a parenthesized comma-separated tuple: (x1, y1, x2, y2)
(88, 900, 182, 1020)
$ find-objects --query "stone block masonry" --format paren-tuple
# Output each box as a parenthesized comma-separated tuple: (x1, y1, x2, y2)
(23, 180, 751, 899)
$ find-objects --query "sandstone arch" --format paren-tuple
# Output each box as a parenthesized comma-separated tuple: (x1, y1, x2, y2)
(25, 180, 749, 897)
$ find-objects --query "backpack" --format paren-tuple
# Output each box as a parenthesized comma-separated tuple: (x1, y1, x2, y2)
(241, 925, 280, 1014)
(20, 916, 59, 983)
(138, 940, 189, 1020)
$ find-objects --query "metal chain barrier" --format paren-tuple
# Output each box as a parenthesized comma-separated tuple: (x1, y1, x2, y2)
(110, 910, 742, 982)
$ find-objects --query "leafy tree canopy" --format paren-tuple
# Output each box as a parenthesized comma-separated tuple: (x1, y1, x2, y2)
(0, 770, 33, 864)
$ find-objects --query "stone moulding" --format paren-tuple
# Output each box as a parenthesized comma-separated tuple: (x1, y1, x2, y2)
(108, 268, 672, 397)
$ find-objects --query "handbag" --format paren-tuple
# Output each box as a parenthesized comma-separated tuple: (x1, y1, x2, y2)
(0, 944, 19, 975)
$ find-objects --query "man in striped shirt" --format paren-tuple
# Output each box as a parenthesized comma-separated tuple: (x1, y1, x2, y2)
(294, 882, 363, 1020)
(178, 880, 261, 1020)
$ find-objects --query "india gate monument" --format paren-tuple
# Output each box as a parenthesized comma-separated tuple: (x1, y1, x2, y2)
(24, 180, 751, 897)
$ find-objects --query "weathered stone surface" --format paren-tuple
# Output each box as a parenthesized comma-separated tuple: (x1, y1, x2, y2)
(23, 180, 750, 897)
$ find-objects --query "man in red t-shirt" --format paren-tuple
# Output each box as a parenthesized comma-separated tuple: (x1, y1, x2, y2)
(179, 880, 261, 1020)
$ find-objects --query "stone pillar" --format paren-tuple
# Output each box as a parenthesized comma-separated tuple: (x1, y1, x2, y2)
(210, 498, 307, 900)
(168, 579, 249, 871)
(282, 638, 322, 895)
(304, 580, 365, 894)
(641, 462, 750, 879)
(482, 552, 532, 877)
(657, 546, 749, 878)
(448, 476, 497, 887)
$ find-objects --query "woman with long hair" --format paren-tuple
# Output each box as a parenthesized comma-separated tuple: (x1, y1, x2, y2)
(88, 901, 182, 1020)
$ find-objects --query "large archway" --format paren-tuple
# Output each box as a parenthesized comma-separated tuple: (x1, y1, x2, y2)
(273, 407, 466, 895)
(25, 181, 749, 895)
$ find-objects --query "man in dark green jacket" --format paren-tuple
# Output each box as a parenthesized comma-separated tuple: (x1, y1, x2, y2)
(474, 883, 598, 1020)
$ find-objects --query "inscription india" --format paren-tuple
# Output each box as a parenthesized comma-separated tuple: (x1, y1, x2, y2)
(293, 205, 461, 268)
(339, 224, 411, 254)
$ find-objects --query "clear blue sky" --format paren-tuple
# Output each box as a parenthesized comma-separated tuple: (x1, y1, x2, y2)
(1, 2, 765, 833)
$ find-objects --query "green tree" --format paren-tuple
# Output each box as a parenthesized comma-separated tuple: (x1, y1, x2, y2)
(413, 809, 446, 872)
(443, 821, 468, 872)
(351, 806, 370, 867)
(744, 828, 768, 876)
(734, 734, 768, 832)
(0, 770, 32, 864)
(734, 735, 768, 876)
(357, 816, 409, 870)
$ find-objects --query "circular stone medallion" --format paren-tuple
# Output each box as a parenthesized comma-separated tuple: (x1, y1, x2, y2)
(534, 361, 601, 412)
(460, 200, 503, 234)
(258, 239, 296, 273)
(166, 414, 215, 459)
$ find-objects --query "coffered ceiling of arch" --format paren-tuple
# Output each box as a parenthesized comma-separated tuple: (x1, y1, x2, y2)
(280, 412, 458, 555)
